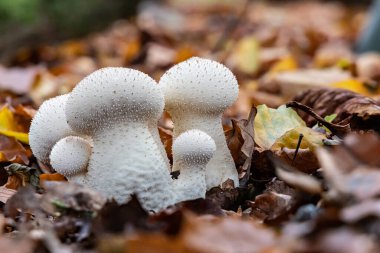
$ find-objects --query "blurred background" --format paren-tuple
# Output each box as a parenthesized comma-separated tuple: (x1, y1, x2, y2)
(0, 0, 378, 120)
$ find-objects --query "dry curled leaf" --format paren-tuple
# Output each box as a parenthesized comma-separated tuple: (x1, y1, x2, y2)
(294, 88, 380, 132)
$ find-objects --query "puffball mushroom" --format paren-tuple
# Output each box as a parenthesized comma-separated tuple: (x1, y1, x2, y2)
(159, 57, 239, 189)
(50, 136, 92, 183)
(29, 94, 77, 165)
(172, 129, 216, 202)
(65, 67, 175, 211)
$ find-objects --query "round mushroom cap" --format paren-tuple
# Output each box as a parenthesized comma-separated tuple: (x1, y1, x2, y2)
(29, 94, 75, 164)
(66, 67, 164, 135)
(159, 57, 239, 115)
(50, 136, 91, 177)
(173, 129, 216, 165)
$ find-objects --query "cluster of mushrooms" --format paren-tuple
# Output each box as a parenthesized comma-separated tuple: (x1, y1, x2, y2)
(29, 57, 239, 211)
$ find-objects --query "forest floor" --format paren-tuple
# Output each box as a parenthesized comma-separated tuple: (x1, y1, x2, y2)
(0, 1, 380, 253)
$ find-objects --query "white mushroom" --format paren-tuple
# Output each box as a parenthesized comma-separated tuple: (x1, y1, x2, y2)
(50, 136, 92, 183)
(65, 67, 175, 211)
(172, 129, 216, 202)
(159, 57, 239, 189)
(29, 94, 76, 165)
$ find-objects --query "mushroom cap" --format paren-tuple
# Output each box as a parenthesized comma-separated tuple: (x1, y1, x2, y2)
(173, 129, 216, 165)
(159, 57, 239, 115)
(66, 67, 164, 135)
(29, 94, 75, 164)
(50, 136, 91, 177)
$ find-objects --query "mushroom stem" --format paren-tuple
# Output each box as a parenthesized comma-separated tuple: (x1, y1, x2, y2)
(171, 113, 238, 189)
(86, 122, 175, 210)
(171, 129, 216, 202)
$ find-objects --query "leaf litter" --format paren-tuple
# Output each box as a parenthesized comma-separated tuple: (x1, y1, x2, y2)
(0, 1, 380, 253)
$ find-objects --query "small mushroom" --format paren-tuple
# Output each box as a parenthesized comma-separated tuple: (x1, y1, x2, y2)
(29, 94, 77, 165)
(65, 67, 175, 211)
(159, 57, 239, 189)
(172, 129, 216, 202)
(50, 136, 92, 183)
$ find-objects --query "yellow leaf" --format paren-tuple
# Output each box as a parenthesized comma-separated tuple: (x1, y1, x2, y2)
(271, 126, 326, 151)
(253, 104, 305, 149)
(269, 55, 298, 74)
(233, 36, 260, 74)
(331, 79, 380, 97)
(0, 106, 29, 144)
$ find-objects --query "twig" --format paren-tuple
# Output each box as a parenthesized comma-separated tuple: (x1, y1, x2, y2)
(292, 133, 304, 164)
(286, 101, 350, 136)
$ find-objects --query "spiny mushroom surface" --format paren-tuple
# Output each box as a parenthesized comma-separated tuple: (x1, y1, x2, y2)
(29, 94, 77, 165)
(159, 57, 239, 189)
(172, 129, 216, 202)
(65, 67, 175, 211)
(50, 136, 92, 184)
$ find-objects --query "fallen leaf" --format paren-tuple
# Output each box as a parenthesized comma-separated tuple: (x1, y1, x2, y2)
(340, 199, 380, 223)
(0, 105, 29, 144)
(225, 106, 256, 184)
(230, 36, 260, 74)
(0, 135, 30, 164)
(331, 79, 379, 97)
(4, 163, 40, 190)
(92, 195, 150, 235)
(250, 191, 292, 221)
(271, 126, 326, 151)
(265, 68, 351, 98)
(294, 88, 380, 132)
(356, 53, 380, 82)
(275, 166, 322, 195)
(0, 65, 40, 94)
(269, 55, 298, 74)
(126, 213, 284, 253)
(254, 104, 305, 149)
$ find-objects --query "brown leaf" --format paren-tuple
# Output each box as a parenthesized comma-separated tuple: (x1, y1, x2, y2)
(92, 195, 150, 235)
(293, 88, 380, 132)
(276, 147, 320, 174)
(206, 182, 240, 211)
(225, 106, 256, 185)
(126, 213, 283, 253)
(259, 68, 351, 99)
(317, 133, 380, 201)
(0, 135, 30, 164)
(250, 191, 292, 221)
